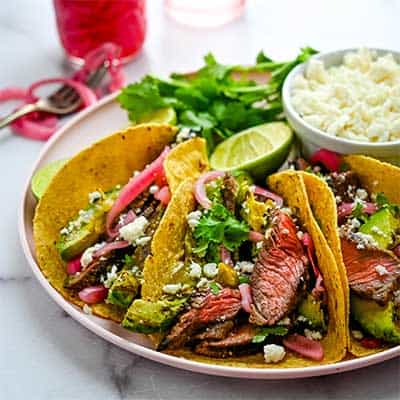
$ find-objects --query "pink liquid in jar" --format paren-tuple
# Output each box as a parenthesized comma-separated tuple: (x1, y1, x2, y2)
(53, 0, 146, 65)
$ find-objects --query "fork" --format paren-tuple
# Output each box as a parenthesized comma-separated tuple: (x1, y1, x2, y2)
(0, 64, 107, 130)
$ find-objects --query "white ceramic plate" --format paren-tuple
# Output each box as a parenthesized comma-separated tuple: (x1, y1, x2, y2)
(19, 93, 400, 379)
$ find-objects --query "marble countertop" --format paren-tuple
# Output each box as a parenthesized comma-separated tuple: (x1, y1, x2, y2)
(1, 1, 399, 399)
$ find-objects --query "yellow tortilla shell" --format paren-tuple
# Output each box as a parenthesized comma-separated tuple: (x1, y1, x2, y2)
(164, 138, 209, 193)
(33, 124, 177, 322)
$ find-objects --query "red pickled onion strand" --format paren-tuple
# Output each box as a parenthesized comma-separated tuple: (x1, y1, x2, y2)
(302, 232, 325, 294)
(249, 230, 264, 242)
(360, 337, 382, 349)
(27, 78, 97, 109)
(155, 167, 167, 187)
(220, 245, 233, 266)
(312, 274, 325, 298)
(106, 147, 170, 236)
(253, 185, 284, 207)
(11, 114, 58, 141)
(108, 210, 137, 240)
(154, 186, 171, 205)
(78, 285, 108, 304)
(393, 244, 400, 258)
(363, 202, 378, 215)
(92, 240, 130, 259)
(239, 283, 253, 313)
(309, 149, 341, 172)
(108, 62, 125, 92)
(194, 171, 225, 209)
(337, 202, 378, 221)
(0, 87, 28, 101)
(66, 256, 82, 275)
(283, 334, 324, 361)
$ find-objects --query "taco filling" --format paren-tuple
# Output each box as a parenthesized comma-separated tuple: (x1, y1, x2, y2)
(57, 147, 172, 309)
(123, 171, 329, 363)
(299, 157, 400, 349)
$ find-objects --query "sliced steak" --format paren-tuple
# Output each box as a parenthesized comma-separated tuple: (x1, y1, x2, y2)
(222, 173, 238, 213)
(341, 238, 400, 304)
(164, 288, 241, 349)
(65, 259, 107, 290)
(250, 211, 308, 326)
(194, 321, 234, 341)
(325, 171, 361, 202)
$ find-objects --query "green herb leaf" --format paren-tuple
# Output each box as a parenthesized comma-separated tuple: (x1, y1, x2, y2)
(239, 275, 250, 284)
(375, 192, 400, 216)
(209, 282, 221, 295)
(351, 201, 369, 223)
(252, 326, 289, 344)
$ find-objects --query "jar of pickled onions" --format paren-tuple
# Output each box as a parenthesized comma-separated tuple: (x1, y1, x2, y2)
(53, 0, 146, 65)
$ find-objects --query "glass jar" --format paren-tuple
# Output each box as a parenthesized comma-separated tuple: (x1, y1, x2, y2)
(53, 0, 146, 65)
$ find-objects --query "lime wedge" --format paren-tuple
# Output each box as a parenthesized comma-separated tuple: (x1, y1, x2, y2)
(210, 122, 293, 180)
(31, 159, 68, 199)
(137, 107, 177, 125)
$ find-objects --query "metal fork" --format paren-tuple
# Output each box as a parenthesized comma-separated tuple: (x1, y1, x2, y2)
(0, 64, 107, 130)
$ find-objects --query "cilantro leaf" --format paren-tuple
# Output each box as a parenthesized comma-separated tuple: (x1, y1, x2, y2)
(375, 192, 400, 216)
(194, 204, 249, 258)
(252, 326, 289, 344)
(239, 275, 250, 284)
(350, 201, 369, 223)
(209, 282, 221, 295)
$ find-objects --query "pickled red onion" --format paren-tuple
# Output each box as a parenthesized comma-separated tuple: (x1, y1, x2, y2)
(337, 202, 378, 221)
(253, 186, 283, 207)
(92, 240, 130, 259)
(106, 147, 170, 236)
(78, 285, 108, 304)
(220, 245, 233, 266)
(154, 186, 171, 205)
(302, 232, 325, 296)
(194, 171, 225, 209)
(66, 256, 82, 275)
(310, 149, 341, 172)
(283, 334, 324, 361)
(239, 283, 253, 313)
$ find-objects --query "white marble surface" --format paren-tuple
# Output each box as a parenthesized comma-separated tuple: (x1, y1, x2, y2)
(1, 1, 399, 399)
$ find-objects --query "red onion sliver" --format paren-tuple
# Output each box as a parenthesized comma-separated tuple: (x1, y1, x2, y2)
(0, 87, 28, 101)
(338, 202, 378, 222)
(249, 230, 264, 242)
(309, 149, 341, 172)
(253, 185, 283, 207)
(66, 256, 82, 275)
(92, 240, 130, 259)
(194, 171, 225, 209)
(363, 202, 378, 215)
(78, 285, 108, 304)
(302, 232, 325, 296)
(106, 147, 170, 236)
(239, 283, 253, 313)
(220, 245, 233, 266)
(154, 186, 171, 205)
(283, 334, 324, 361)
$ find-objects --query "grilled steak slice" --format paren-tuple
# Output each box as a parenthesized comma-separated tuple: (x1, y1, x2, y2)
(194, 324, 256, 358)
(222, 173, 238, 213)
(341, 238, 400, 304)
(250, 211, 308, 326)
(65, 259, 107, 290)
(164, 288, 241, 349)
(194, 321, 234, 341)
(325, 171, 361, 202)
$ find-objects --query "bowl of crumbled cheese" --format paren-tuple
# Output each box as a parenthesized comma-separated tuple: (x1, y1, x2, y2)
(282, 48, 400, 163)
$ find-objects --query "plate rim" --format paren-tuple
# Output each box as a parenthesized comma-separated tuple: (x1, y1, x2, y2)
(18, 93, 400, 379)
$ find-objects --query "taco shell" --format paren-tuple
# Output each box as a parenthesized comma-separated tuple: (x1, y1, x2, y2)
(33, 124, 177, 322)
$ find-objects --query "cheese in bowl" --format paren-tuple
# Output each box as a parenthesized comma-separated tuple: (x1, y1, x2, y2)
(291, 48, 400, 143)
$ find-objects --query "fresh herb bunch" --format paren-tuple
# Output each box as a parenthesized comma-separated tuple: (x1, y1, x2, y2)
(118, 47, 317, 151)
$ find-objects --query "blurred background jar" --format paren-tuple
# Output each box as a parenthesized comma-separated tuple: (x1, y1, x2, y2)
(53, 0, 146, 65)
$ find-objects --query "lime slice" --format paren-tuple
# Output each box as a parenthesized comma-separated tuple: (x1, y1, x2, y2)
(31, 159, 68, 199)
(210, 122, 293, 180)
(137, 107, 177, 125)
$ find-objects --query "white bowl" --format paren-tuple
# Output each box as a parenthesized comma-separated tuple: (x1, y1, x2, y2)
(282, 48, 400, 163)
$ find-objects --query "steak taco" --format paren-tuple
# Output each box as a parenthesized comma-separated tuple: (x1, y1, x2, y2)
(122, 168, 346, 367)
(33, 125, 208, 322)
(299, 154, 400, 356)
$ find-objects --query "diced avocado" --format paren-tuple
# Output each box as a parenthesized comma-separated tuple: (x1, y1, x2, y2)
(107, 271, 140, 308)
(351, 294, 400, 344)
(297, 294, 326, 330)
(216, 262, 239, 287)
(122, 298, 187, 334)
(57, 188, 119, 261)
(359, 208, 400, 250)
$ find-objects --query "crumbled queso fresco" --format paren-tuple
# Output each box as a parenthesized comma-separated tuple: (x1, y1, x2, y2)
(119, 216, 149, 245)
(263, 344, 286, 363)
(291, 48, 400, 142)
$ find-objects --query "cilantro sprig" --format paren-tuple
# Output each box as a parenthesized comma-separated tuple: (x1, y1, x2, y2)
(252, 326, 289, 344)
(118, 48, 317, 151)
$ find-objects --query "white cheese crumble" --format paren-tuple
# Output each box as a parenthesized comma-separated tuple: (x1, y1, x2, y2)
(187, 210, 202, 229)
(162, 283, 182, 295)
(277, 317, 291, 326)
(189, 262, 202, 279)
(203, 263, 219, 278)
(88, 191, 102, 203)
(375, 264, 389, 276)
(292, 48, 400, 142)
(119, 216, 149, 245)
(103, 265, 118, 288)
(149, 185, 159, 194)
(80, 242, 105, 268)
(132, 170, 141, 177)
(304, 328, 323, 341)
(83, 304, 93, 315)
(296, 231, 304, 240)
(235, 261, 255, 274)
(352, 330, 364, 340)
(263, 344, 286, 363)
(176, 127, 196, 143)
(355, 188, 368, 201)
(197, 277, 209, 288)
(351, 232, 378, 250)
(135, 236, 151, 247)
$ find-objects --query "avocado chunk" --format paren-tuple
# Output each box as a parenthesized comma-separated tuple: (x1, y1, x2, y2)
(122, 298, 187, 334)
(57, 188, 119, 261)
(359, 208, 400, 250)
(297, 294, 326, 330)
(351, 294, 400, 344)
(107, 271, 140, 308)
